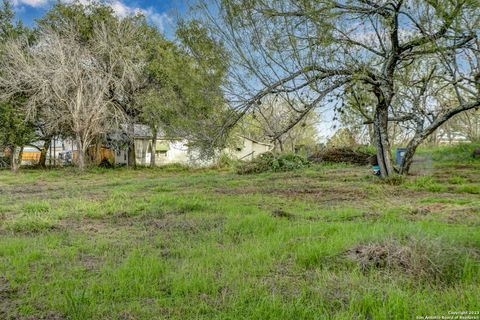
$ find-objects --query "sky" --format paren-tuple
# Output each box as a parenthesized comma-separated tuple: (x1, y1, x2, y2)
(12, 0, 186, 36)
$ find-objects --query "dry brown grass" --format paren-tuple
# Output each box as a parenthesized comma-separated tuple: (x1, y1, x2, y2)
(347, 237, 479, 284)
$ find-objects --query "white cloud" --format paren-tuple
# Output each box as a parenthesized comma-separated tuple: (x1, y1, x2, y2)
(141, 8, 172, 32)
(12, 0, 49, 8)
(13, 0, 172, 31)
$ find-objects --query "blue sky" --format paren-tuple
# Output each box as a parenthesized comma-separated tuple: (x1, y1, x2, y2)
(12, 0, 186, 35)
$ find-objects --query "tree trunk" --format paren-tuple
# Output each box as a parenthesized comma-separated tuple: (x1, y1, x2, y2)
(11, 146, 24, 173)
(39, 138, 51, 168)
(127, 122, 136, 168)
(77, 148, 85, 171)
(151, 128, 157, 167)
(399, 139, 421, 175)
(9, 146, 16, 172)
(373, 105, 394, 177)
(277, 138, 284, 152)
(75, 136, 85, 171)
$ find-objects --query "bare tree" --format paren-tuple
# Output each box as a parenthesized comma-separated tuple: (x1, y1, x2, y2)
(0, 26, 125, 170)
(238, 95, 320, 152)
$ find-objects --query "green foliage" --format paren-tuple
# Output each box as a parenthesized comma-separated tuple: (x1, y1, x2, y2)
(236, 152, 309, 174)
(216, 153, 238, 168)
(0, 98, 36, 155)
(327, 128, 357, 148)
(455, 184, 480, 194)
(448, 175, 467, 185)
(0, 1, 36, 157)
(23, 201, 51, 214)
(0, 0, 29, 41)
(134, 19, 229, 158)
(37, 1, 118, 43)
(417, 143, 480, 164)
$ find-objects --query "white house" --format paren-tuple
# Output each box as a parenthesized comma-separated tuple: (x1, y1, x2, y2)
(132, 125, 273, 166)
(224, 136, 274, 161)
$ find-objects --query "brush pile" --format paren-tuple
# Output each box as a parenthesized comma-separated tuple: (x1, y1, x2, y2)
(308, 147, 373, 165)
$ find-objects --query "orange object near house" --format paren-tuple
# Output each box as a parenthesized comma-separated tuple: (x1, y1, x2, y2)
(22, 151, 41, 161)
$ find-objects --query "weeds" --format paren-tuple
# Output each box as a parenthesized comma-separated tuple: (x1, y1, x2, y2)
(236, 152, 309, 174)
(347, 237, 479, 285)
(1, 145, 479, 319)
(405, 176, 448, 192)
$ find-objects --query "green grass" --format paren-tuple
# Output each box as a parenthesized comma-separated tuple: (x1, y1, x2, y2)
(0, 145, 479, 319)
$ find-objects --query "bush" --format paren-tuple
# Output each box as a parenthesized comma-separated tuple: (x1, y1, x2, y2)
(215, 154, 238, 169)
(236, 152, 309, 174)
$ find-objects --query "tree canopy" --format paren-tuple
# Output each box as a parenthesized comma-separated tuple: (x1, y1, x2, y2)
(0, 1, 228, 170)
(194, 0, 480, 176)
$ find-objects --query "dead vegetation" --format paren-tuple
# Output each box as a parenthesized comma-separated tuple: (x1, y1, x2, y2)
(271, 209, 294, 219)
(347, 238, 479, 284)
(309, 148, 373, 165)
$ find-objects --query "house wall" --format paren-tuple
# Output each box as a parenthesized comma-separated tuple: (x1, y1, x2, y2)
(114, 149, 128, 165)
(135, 137, 272, 167)
(158, 140, 191, 165)
(226, 137, 273, 161)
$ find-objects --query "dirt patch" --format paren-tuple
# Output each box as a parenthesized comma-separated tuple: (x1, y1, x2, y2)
(441, 207, 480, 225)
(146, 215, 224, 235)
(215, 186, 260, 195)
(411, 203, 448, 215)
(0, 276, 19, 320)
(271, 209, 294, 219)
(406, 203, 479, 224)
(77, 253, 104, 273)
(19, 312, 66, 320)
(267, 186, 368, 203)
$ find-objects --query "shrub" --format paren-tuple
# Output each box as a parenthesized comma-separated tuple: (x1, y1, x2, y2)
(215, 154, 238, 169)
(236, 152, 309, 174)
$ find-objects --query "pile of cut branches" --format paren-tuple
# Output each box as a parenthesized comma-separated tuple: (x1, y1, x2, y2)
(308, 147, 373, 165)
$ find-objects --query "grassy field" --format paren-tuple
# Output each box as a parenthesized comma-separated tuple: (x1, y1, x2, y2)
(1, 144, 479, 319)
